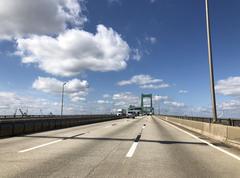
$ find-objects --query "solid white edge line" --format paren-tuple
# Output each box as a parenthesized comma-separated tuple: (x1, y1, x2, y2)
(161, 118, 240, 161)
(126, 142, 139, 157)
(19, 139, 63, 153)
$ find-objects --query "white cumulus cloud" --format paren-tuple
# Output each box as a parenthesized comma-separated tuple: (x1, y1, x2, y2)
(0, 0, 86, 40)
(218, 100, 240, 110)
(0, 91, 61, 115)
(117, 74, 170, 89)
(32, 77, 89, 102)
(216, 76, 240, 96)
(179, 90, 188, 94)
(118, 74, 162, 86)
(145, 36, 157, 44)
(140, 83, 170, 89)
(16, 25, 130, 76)
(132, 48, 142, 61)
(153, 95, 169, 101)
(103, 94, 111, 98)
(216, 100, 240, 118)
(97, 100, 111, 104)
(163, 101, 185, 107)
(112, 92, 139, 108)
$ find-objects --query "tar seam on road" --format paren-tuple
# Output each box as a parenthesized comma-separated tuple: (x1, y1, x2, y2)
(126, 124, 146, 158)
(104, 125, 112, 128)
(104, 123, 117, 128)
(161, 118, 240, 161)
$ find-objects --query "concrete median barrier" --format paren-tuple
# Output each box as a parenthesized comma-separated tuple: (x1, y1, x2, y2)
(0, 115, 123, 138)
(48, 120, 55, 130)
(161, 116, 240, 149)
(34, 121, 42, 132)
(56, 120, 62, 129)
(0, 123, 13, 137)
(13, 122, 25, 136)
(42, 120, 50, 131)
(24, 122, 35, 134)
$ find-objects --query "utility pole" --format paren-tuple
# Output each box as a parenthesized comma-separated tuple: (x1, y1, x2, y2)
(61, 82, 67, 117)
(205, 0, 217, 122)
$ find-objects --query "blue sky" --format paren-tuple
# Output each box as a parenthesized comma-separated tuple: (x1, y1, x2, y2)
(0, 0, 240, 117)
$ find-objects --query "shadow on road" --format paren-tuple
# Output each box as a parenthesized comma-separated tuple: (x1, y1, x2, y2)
(17, 135, 207, 146)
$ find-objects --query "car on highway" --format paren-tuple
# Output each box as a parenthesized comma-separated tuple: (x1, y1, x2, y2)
(127, 112, 135, 119)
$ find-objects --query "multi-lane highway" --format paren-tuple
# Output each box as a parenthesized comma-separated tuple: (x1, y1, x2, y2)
(0, 116, 240, 178)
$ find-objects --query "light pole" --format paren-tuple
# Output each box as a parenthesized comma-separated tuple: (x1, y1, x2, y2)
(61, 82, 67, 117)
(155, 95, 160, 116)
(205, 0, 217, 123)
(158, 95, 161, 115)
(158, 99, 160, 116)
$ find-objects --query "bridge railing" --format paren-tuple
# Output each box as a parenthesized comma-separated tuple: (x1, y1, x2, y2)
(159, 114, 240, 127)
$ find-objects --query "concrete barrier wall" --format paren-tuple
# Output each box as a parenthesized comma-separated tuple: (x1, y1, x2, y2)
(161, 116, 240, 149)
(0, 115, 122, 138)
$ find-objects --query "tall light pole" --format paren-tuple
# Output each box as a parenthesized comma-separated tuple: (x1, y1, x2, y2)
(158, 99, 161, 115)
(155, 95, 160, 116)
(205, 0, 217, 122)
(158, 95, 161, 115)
(61, 82, 67, 117)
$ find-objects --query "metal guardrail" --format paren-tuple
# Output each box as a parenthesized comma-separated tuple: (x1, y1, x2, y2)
(159, 114, 240, 127)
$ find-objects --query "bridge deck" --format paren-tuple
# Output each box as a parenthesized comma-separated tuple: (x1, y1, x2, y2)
(0, 116, 240, 178)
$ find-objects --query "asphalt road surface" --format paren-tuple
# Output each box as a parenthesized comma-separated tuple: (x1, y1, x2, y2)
(0, 116, 240, 178)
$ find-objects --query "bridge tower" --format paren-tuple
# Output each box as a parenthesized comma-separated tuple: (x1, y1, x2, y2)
(141, 94, 154, 115)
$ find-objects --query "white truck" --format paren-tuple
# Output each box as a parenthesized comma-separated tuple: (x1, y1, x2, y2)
(116, 109, 127, 117)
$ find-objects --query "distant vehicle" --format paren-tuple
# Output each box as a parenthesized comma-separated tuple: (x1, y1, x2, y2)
(148, 112, 153, 116)
(127, 112, 135, 119)
(116, 109, 127, 117)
